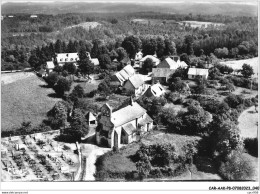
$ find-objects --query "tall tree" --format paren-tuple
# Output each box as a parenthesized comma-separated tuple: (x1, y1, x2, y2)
(164, 38, 176, 56)
(122, 35, 142, 59)
(55, 39, 62, 53)
(78, 47, 94, 78)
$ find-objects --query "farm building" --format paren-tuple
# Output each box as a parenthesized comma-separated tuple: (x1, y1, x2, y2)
(143, 82, 166, 98)
(56, 53, 79, 66)
(96, 98, 153, 148)
(139, 55, 160, 68)
(152, 68, 175, 85)
(111, 65, 135, 86)
(123, 74, 147, 97)
(46, 61, 55, 73)
(86, 112, 97, 126)
(188, 68, 209, 79)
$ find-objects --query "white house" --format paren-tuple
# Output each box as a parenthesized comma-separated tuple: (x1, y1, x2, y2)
(152, 68, 175, 85)
(135, 51, 143, 61)
(96, 98, 153, 148)
(188, 68, 209, 79)
(139, 55, 160, 68)
(157, 57, 179, 70)
(123, 74, 146, 96)
(56, 53, 79, 66)
(30, 15, 38, 18)
(143, 82, 166, 98)
(111, 65, 135, 86)
(46, 61, 55, 73)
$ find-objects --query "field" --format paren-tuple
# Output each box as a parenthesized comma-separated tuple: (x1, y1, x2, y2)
(1, 73, 60, 131)
(220, 57, 259, 78)
(64, 22, 101, 30)
(178, 21, 224, 28)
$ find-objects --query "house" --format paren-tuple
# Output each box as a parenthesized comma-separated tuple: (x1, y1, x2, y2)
(46, 61, 55, 73)
(86, 112, 97, 126)
(56, 53, 79, 66)
(37, 69, 47, 77)
(96, 98, 153, 148)
(30, 15, 38, 18)
(188, 68, 209, 79)
(143, 82, 166, 98)
(123, 74, 146, 96)
(90, 58, 99, 66)
(111, 65, 135, 86)
(152, 68, 175, 84)
(139, 55, 160, 68)
(157, 57, 179, 70)
(1, 147, 8, 158)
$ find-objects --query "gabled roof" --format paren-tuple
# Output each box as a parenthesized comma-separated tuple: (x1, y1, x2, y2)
(86, 112, 96, 121)
(127, 74, 144, 89)
(158, 57, 179, 69)
(46, 61, 55, 69)
(122, 123, 136, 135)
(111, 101, 146, 127)
(114, 65, 135, 84)
(179, 61, 188, 68)
(140, 55, 160, 63)
(188, 68, 209, 76)
(138, 114, 153, 126)
(152, 68, 175, 78)
(144, 83, 165, 97)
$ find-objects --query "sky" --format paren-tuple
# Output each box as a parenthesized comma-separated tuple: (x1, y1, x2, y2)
(1, 0, 258, 4)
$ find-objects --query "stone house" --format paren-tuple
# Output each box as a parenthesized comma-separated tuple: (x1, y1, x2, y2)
(123, 74, 147, 96)
(96, 98, 153, 148)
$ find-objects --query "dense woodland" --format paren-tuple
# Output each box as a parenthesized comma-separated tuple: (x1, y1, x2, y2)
(1, 12, 258, 71)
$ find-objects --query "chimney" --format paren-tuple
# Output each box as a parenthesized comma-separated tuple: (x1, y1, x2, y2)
(129, 96, 134, 106)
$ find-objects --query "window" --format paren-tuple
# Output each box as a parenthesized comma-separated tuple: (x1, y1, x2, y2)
(70, 58, 73, 61)
(60, 58, 63, 61)
(65, 58, 68, 62)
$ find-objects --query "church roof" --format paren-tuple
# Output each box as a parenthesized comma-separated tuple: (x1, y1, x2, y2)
(122, 123, 136, 135)
(128, 74, 144, 89)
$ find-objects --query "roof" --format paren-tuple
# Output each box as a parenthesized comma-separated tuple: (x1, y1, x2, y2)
(91, 58, 99, 66)
(144, 83, 165, 97)
(138, 114, 153, 126)
(114, 65, 135, 83)
(152, 68, 175, 78)
(140, 55, 160, 63)
(135, 51, 143, 61)
(128, 74, 144, 89)
(111, 101, 146, 127)
(188, 68, 209, 76)
(46, 61, 55, 69)
(179, 61, 188, 68)
(86, 112, 96, 121)
(122, 123, 136, 135)
(158, 57, 179, 69)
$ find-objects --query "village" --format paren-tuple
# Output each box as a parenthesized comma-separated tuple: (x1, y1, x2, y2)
(1, 2, 258, 184)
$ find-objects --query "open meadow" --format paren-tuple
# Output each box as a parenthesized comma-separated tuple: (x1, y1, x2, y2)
(1, 73, 60, 131)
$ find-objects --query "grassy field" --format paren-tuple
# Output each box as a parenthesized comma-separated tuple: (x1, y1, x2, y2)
(1, 74, 60, 131)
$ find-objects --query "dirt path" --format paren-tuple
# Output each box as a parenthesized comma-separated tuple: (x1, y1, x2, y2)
(238, 106, 258, 138)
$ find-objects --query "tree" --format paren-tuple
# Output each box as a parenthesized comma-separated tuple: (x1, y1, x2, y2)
(142, 37, 157, 56)
(28, 54, 40, 70)
(224, 94, 243, 108)
(156, 36, 166, 58)
(55, 39, 62, 53)
(116, 47, 127, 61)
(180, 53, 190, 66)
(71, 84, 85, 99)
(67, 40, 76, 53)
(164, 38, 176, 56)
(241, 64, 254, 78)
(122, 35, 142, 59)
(98, 54, 112, 70)
(45, 72, 60, 87)
(98, 81, 111, 97)
(184, 35, 194, 55)
(214, 47, 229, 59)
(63, 62, 77, 74)
(140, 58, 154, 74)
(54, 77, 72, 97)
(78, 47, 94, 78)
(168, 77, 189, 94)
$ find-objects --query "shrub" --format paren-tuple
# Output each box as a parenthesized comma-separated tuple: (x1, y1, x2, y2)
(148, 168, 163, 178)
(224, 94, 243, 108)
(219, 151, 256, 180)
(244, 138, 258, 157)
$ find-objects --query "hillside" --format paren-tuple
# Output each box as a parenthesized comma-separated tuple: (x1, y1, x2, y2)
(1, 73, 60, 131)
(1, 2, 257, 17)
